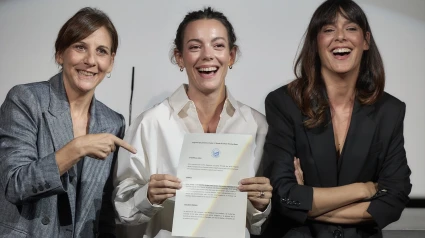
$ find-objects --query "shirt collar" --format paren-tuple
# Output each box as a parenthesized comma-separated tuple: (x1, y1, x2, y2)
(168, 84, 247, 121)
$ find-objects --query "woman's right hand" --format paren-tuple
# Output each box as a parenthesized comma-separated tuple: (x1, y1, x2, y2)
(56, 133, 136, 175)
(363, 181, 378, 199)
(73, 133, 136, 159)
(147, 174, 182, 205)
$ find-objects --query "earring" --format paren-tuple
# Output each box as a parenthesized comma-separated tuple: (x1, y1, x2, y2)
(107, 73, 111, 78)
(180, 67, 184, 72)
(229, 65, 233, 69)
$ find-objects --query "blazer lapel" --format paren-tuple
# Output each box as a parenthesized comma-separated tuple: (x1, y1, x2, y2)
(338, 101, 376, 185)
(304, 109, 338, 187)
(42, 74, 77, 226)
(43, 74, 75, 176)
(75, 98, 109, 230)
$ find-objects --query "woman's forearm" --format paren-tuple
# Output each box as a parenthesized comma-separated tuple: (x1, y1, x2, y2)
(311, 202, 373, 224)
(308, 183, 374, 217)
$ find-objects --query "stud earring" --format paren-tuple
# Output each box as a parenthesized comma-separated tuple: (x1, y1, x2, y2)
(229, 65, 233, 69)
(107, 73, 111, 78)
(180, 68, 184, 72)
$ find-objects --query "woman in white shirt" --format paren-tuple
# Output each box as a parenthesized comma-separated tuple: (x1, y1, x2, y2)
(113, 7, 272, 238)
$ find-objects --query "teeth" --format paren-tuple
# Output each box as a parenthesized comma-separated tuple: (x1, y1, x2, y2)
(198, 67, 218, 72)
(78, 70, 95, 76)
(333, 48, 351, 53)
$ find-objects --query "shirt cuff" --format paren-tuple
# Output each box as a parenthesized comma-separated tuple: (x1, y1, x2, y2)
(133, 183, 163, 220)
(247, 199, 271, 235)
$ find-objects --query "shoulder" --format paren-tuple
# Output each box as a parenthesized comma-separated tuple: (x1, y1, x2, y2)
(6, 81, 49, 102)
(265, 84, 300, 115)
(129, 99, 170, 129)
(3, 81, 50, 113)
(265, 84, 296, 107)
(376, 92, 405, 109)
(95, 100, 125, 126)
(236, 101, 268, 131)
(374, 92, 406, 117)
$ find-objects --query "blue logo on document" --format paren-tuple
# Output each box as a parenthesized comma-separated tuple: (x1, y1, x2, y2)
(211, 148, 221, 158)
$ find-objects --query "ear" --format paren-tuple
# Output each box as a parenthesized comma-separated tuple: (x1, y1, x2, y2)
(229, 46, 237, 66)
(363, 32, 370, 51)
(107, 52, 115, 73)
(174, 48, 184, 68)
(55, 52, 63, 65)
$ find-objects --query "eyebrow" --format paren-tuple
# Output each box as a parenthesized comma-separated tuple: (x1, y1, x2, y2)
(186, 37, 227, 44)
(75, 41, 111, 51)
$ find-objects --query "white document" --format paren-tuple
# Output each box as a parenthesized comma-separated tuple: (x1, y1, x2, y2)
(172, 133, 253, 238)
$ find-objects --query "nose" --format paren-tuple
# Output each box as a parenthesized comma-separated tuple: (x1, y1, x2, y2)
(201, 45, 214, 61)
(83, 50, 96, 66)
(336, 28, 346, 42)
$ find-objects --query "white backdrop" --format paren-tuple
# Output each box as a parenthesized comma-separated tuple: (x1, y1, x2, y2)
(0, 0, 424, 198)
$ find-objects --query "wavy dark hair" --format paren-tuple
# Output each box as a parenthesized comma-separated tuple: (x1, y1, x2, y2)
(171, 6, 239, 63)
(288, 0, 385, 128)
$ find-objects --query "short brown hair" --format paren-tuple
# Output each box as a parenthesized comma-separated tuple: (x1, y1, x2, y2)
(55, 7, 118, 59)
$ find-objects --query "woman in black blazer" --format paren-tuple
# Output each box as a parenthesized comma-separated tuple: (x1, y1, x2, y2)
(262, 0, 412, 237)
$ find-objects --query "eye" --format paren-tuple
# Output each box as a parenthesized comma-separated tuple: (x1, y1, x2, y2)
(347, 26, 358, 31)
(214, 44, 225, 49)
(323, 28, 334, 33)
(97, 48, 108, 55)
(74, 44, 86, 51)
(189, 45, 201, 51)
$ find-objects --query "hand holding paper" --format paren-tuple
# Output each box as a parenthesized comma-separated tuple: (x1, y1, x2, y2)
(239, 177, 272, 212)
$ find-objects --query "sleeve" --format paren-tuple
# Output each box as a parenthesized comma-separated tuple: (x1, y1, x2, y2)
(0, 85, 65, 205)
(113, 116, 162, 225)
(97, 114, 126, 237)
(367, 103, 412, 229)
(247, 201, 271, 235)
(263, 91, 313, 224)
(246, 111, 271, 235)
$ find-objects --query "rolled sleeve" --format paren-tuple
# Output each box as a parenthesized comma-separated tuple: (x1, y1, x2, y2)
(367, 103, 411, 229)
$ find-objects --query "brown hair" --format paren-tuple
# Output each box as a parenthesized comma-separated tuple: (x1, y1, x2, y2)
(55, 7, 118, 59)
(171, 6, 239, 64)
(288, 0, 385, 128)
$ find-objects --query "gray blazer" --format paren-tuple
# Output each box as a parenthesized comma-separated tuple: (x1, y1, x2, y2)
(0, 73, 125, 238)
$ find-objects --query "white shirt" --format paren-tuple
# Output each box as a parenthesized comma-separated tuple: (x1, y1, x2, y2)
(113, 85, 270, 238)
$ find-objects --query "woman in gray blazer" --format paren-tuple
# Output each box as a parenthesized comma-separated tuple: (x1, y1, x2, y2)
(0, 7, 135, 238)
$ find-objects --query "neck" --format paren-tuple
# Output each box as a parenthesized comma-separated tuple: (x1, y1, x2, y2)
(186, 84, 226, 131)
(64, 85, 93, 118)
(322, 70, 357, 110)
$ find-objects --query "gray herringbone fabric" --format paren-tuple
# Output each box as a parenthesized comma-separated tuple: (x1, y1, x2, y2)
(0, 73, 124, 237)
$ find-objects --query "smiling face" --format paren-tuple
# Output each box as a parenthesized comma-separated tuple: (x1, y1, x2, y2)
(56, 26, 115, 97)
(317, 13, 370, 79)
(175, 19, 236, 95)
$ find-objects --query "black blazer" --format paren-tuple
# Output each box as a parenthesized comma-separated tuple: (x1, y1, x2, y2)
(260, 85, 411, 238)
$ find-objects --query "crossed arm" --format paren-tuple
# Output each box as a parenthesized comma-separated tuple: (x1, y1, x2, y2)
(293, 158, 375, 224)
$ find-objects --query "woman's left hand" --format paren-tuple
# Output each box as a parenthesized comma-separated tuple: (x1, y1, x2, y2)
(294, 157, 304, 185)
(239, 177, 273, 212)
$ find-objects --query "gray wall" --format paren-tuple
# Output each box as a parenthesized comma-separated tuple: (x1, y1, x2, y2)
(0, 0, 424, 198)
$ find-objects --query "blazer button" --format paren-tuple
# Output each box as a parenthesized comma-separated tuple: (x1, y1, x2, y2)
(41, 216, 50, 225)
(295, 201, 300, 207)
(45, 182, 51, 189)
(280, 198, 287, 203)
(32, 186, 37, 193)
(333, 229, 343, 238)
(38, 184, 45, 192)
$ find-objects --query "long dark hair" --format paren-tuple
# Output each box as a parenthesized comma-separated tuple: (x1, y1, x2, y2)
(288, 0, 385, 129)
